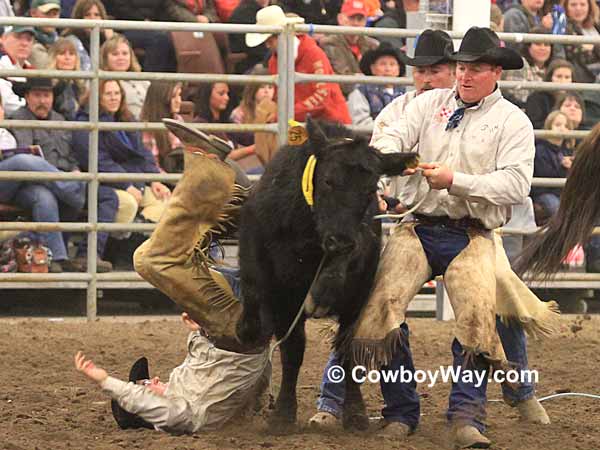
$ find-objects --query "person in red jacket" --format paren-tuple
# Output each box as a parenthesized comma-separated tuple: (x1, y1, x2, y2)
(245, 5, 351, 124)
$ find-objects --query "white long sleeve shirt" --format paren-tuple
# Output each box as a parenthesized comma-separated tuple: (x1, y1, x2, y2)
(370, 87, 534, 229)
(0, 54, 26, 115)
(101, 332, 270, 434)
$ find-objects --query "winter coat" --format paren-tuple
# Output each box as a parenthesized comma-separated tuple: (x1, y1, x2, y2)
(72, 110, 159, 191)
(320, 34, 379, 96)
(531, 138, 571, 198)
(268, 35, 351, 124)
(9, 107, 78, 172)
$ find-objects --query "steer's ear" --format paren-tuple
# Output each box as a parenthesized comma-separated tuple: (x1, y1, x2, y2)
(306, 116, 328, 156)
(378, 151, 420, 176)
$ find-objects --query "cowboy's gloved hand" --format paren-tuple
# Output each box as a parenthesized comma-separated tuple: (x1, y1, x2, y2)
(420, 162, 454, 190)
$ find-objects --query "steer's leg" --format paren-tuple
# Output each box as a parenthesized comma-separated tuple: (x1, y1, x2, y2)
(342, 358, 368, 431)
(268, 314, 306, 432)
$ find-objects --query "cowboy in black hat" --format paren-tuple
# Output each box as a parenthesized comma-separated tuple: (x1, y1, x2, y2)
(312, 26, 554, 448)
(347, 43, 406, 126)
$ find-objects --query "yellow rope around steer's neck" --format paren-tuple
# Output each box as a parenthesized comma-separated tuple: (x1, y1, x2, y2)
(302, 155, 317, 207)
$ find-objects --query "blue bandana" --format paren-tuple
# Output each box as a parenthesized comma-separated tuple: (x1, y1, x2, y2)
(445, 98, 479, 131)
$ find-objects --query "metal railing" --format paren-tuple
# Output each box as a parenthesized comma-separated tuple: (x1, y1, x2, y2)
(1, 17, 600, 318)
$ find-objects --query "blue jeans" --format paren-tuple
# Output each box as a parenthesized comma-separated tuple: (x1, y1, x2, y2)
(535, 193, 560, 218)
(316, 224, 535, 432)
(0, 154, 118, 258)
(0, 154, 85, 209)
(76, 185, 119, 258)
(318, 323, 421, 430)
(0, 155, 86, 260)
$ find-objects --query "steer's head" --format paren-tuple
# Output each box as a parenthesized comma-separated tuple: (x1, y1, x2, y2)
(302, 118, 419, 318)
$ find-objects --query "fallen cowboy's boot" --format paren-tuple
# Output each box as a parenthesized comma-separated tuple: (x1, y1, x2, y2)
(516, 397, 550, 424)
(308, 411, 339, 430)
(452, 423, 491, 449)
(163, 118, 233, 161)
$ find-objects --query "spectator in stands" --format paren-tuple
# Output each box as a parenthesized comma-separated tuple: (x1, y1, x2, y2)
(7, 77, 116, 273)
(60, 0, 78, 18)
(0, 94, 17, 149)
(557, 91, 586, 130)
(490, 3, 505, 32)
(0, 0, 15, 16)
(320, 0, 379, 96)
(100, 35, 149, 119)
(74, 80, 171, 226)
(504, 0, 553, 50)
(280, 0, 342, 25)
(140, 81, 185, 173)
(561, 0, 600, 83)
(371, 0, 406, 50)
(28, 0, 61, 69)
(102, 0, 202, 72)
(347, 43, 405, 126)
(531, 110, 574, 222)
(228, 0, 270, 74)
(502, 27, 555, 107)
(193, 82, 257, 163)
(230, 66, 278, 165)
(525, 58, 574, 128)
(0, 25, 35, 115)
(246, 5, 351, 124)
(46, 38, 87, 120)
(168, 0, 219, 22)
(62, 0, 114, 72)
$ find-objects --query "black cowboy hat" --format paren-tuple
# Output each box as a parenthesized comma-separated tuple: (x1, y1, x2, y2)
(450, 26, 523, 70)
(110, 357, 154, 430)
(401, 29, 453, 67)
(359, 43, 406, 76)
(22, 77, 54, 93)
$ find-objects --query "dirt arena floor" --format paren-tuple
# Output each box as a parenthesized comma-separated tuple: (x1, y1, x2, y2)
(1, 314, 599, 450)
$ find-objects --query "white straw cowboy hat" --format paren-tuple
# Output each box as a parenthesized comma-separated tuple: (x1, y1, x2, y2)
(245, 5, 304, 48)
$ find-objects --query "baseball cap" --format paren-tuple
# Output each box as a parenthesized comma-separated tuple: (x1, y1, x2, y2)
(2, 25, 36, 36)
(31, 0, 61, 13)
(341, 0, 368, 17)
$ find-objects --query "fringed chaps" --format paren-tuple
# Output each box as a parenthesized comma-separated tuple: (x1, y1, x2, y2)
(134, 152, 243, 342)
(351, 224, 509, 370)
(493, 232, 561, 339)
(350, 224, 561, 372)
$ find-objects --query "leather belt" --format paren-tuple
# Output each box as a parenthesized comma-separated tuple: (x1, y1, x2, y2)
(414, 214, 489, 231)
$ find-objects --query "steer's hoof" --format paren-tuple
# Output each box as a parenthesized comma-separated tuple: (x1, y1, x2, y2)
(343, 412, 369, 431)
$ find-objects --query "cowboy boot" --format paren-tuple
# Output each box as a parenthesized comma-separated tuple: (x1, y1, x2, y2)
(134, 151, 250, 351)
(452, 423, 491, 449)
(515, 397, 551, 424)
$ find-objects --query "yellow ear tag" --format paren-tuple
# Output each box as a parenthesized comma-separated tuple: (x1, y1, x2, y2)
(288, 119, 308, 146)
(301, 154, 317, 207)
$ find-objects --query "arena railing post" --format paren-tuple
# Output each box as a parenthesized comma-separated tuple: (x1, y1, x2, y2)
(86, 24, 101, 321)
(277, 26, 289, 147)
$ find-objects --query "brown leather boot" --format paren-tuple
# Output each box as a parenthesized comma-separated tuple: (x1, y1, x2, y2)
(134, 151, 251, 351)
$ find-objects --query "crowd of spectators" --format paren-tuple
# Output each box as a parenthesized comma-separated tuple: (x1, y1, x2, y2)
(2, 0, 600, 273)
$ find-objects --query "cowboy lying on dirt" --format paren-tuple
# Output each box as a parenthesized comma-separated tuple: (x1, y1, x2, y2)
(74, 121, 271, 433)
(74, 311, 270, 433)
